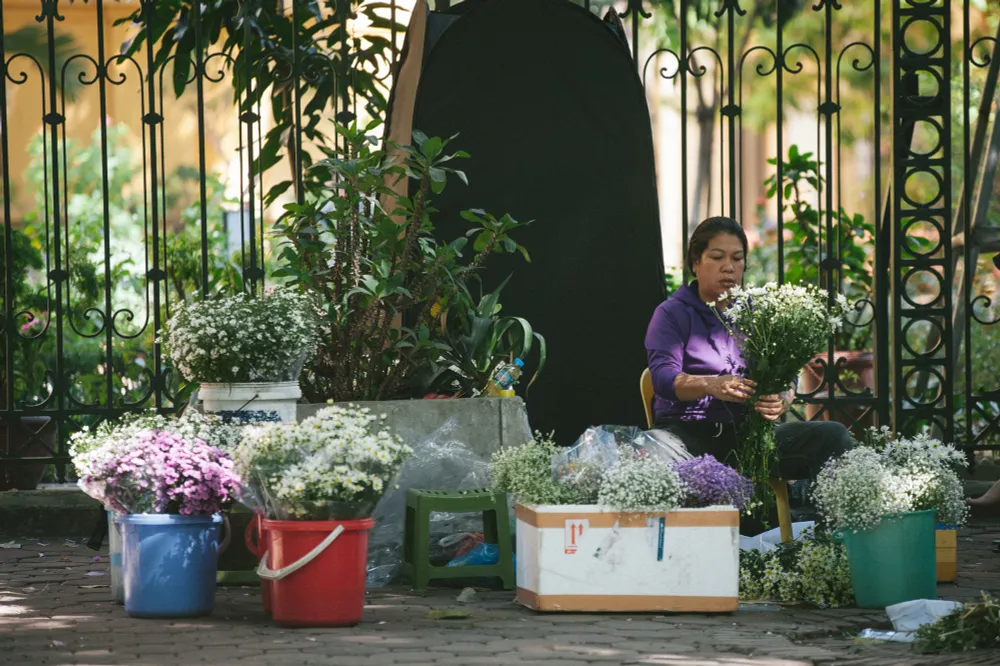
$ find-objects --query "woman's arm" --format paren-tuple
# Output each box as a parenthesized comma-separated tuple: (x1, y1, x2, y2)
(675, 373, 755, 403)
(645, 306, 686, 401)
(646, 305, 755, 404)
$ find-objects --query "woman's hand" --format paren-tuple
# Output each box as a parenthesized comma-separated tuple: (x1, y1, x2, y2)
(754, 393, 788, 421)
(705, 375, 756, 403)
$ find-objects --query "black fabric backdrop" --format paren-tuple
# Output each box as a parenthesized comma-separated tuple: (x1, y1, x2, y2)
(403, 0, 666, 442)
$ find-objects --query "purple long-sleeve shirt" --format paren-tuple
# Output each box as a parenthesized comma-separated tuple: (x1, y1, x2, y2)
(645, 281, 747, 424)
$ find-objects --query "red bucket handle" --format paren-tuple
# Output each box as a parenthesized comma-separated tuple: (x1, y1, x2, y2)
(245, 514, 265, 558)
(256, 525, 345, 581)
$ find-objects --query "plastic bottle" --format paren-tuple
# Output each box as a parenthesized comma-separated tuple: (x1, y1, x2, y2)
(484, 358, 524, 396)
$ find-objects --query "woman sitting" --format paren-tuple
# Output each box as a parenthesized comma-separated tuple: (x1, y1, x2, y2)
(645, 216, 852, 482)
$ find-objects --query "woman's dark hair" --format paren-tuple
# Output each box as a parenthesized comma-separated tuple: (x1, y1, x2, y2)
(686, 216, 748, 272)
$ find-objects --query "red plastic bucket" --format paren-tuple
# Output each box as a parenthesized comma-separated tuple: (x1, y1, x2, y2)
(260, 517, 374, 627)
(244, 515, 271, 615)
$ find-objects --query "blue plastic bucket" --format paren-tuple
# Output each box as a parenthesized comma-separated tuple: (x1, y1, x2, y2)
(121, 513, 223, 618)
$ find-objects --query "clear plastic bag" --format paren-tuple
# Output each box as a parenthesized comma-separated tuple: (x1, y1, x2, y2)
(550, 426, 623, 502)
(550, 425, 693, 500)
(366, 419, 492, 588)
(637, 427, 694, 463)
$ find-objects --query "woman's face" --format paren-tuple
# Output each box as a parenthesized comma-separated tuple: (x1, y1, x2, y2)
(693, 233, 745, 301)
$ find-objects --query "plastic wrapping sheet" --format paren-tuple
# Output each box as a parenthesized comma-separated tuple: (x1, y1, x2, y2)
(366, 419, 492, 588)
(550, 426, 693, 487)
(638, 427, 694, 463)
(550, 426, 622, 502)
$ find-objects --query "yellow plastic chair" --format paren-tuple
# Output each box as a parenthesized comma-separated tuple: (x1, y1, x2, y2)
(640, 368, 793, 544)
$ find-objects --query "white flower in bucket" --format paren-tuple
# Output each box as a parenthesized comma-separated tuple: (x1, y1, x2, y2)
(232, 404, 413, 627)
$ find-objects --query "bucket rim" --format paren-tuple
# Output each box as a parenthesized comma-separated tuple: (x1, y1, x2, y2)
(121, 513, 223, 525)
(881, 509, 936, 521)
(199, 381, 301, 391)
(262, 517, 374, 531)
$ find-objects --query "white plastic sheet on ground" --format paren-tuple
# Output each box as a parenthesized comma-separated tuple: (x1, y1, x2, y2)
(886, 599, 962, 632)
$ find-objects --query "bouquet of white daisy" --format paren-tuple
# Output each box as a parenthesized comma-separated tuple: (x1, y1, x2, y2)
(858, 426, 969, 527)
(232, 403, 412, 520)
(812, 441, 968, 532)
(160, 288, 319, 384)
(712, 283, 850, 487)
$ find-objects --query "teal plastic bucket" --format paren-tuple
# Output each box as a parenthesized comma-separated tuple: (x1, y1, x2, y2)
(838, 509, 937, 609)
(121, 513, 223, 618)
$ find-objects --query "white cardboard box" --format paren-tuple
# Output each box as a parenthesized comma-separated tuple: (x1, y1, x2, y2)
(515, 504, 739, 612)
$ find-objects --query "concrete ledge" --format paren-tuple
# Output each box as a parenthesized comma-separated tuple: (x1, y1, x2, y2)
(0, 485, 104, 538)
(298, 397, 534, 460)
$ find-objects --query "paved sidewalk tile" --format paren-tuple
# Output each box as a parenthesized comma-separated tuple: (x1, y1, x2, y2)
(1, 517, 999, 665)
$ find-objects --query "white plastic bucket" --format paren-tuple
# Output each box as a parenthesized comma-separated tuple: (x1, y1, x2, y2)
(198, 381, 301, 423)
(108, 511, 124, 604)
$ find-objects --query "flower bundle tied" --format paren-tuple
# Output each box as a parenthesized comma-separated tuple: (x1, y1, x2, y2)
(711, 283, 849, 499)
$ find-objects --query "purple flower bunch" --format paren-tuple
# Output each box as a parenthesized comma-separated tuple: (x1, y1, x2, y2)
(86, 429, 240, 515)
(673, 454, 754, 510)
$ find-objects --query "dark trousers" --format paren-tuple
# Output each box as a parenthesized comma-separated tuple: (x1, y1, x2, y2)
(653, 419, 854, 481)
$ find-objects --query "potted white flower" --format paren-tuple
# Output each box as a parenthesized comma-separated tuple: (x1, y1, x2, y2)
(232, 404, 412, 627)
(491, 434, 753, 613)
(860, 426, 969, 582)
(160, 289, 319, 422)
(811, 446, 947, 608)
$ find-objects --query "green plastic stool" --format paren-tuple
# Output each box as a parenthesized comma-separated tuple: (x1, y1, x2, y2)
(402, 488, 515, 592)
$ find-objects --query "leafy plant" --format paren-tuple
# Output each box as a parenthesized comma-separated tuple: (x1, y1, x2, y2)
(0, 226, 45, 404)
(4, 125, 242, 411)
(415, 276, 545, 398)
(764, 145, 875, 352)
(115, 0, 405, 205)
(272, 122, 530, 402)
(490, 435, 585, 506)
(739, 528, 854, 608)
(664, 266, 683, 297)
(916, 593, 1000, 653)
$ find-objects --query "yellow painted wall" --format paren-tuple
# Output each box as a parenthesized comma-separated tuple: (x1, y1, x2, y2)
(2, 0, 232, 221)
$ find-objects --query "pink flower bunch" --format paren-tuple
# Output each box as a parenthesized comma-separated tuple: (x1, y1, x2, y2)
(86, 429, 239, 515)
(20, 313, 45, 336)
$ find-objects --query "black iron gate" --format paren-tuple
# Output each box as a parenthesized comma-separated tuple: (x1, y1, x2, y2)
(2, 0, 998, 482)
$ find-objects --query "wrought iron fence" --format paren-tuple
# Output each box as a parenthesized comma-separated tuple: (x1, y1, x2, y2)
(1, 0, 998, 483)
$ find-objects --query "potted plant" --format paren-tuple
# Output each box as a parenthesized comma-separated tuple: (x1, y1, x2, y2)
(232, 403, 412, 626)
(415, 277, 546, 398)
(70, 410, 250, 603)
(811, 447, 943, 608)
(764, 146, 876, 427)
(492, 434, 752, 612)
(75, 425, 239, 618)
(859, 425, 969, 582)
(272, 123, 530, 404)
(160, 288, 319, 422)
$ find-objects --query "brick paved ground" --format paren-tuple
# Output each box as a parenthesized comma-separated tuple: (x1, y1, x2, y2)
(1, 517, 998, 666)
